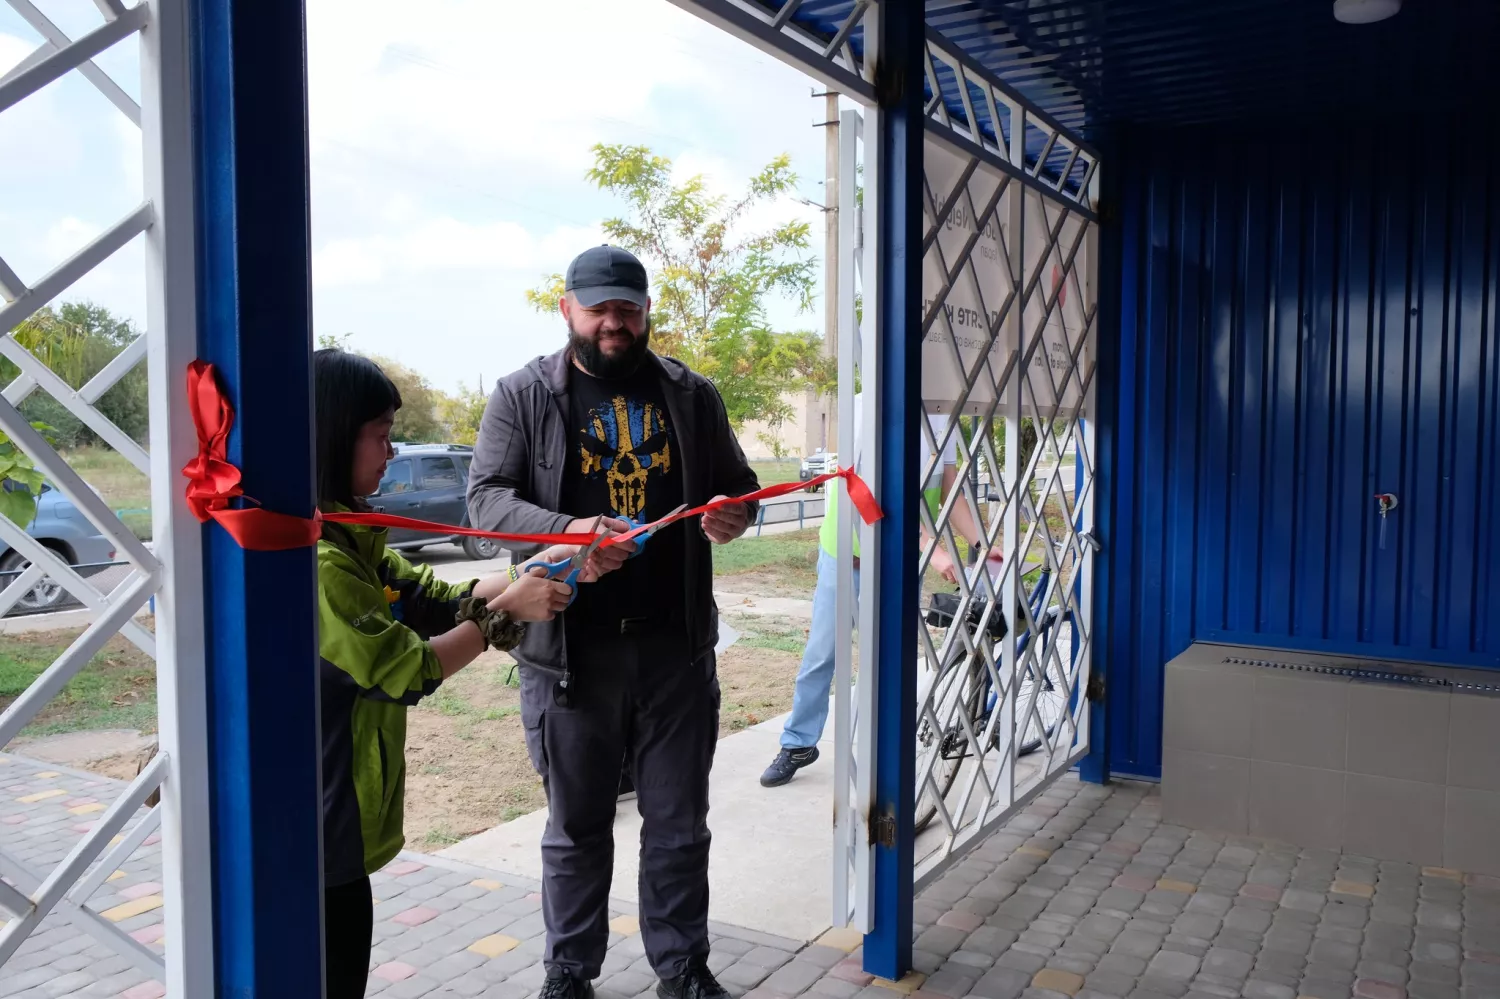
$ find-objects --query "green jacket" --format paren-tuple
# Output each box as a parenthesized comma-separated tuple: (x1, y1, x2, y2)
(318, 516, 475, 885)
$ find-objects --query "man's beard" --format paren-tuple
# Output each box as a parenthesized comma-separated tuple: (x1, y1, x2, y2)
(569, 316, 651, 379)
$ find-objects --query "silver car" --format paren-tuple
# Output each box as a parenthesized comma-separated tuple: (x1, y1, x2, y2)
(0, 482, 117, 613)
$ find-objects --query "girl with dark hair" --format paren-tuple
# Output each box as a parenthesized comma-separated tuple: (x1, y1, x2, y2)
(313, 349, 597, 998)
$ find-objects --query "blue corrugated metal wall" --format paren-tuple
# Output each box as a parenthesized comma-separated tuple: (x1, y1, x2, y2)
(1100, 124, 1500, 779)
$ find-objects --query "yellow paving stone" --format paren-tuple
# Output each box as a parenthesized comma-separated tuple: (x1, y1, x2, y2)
(17, 789, 66, 803)
(470, 879, 504, 891)
(1016, 846, 1052, 859)
(817, 927, 864, 952)
(107, 871, 127, 882)
(110, 836, 123, 846)
(608, 915, 640, 936)
(468, 934, 521, 958)
(101, 895, 164, 922)
(1032, 969, 1085, 995)
(1331, 880, 1374, 898)
(34, 771, 60, 779)
(1423, 866, 1463, 881)
(872, 973, 926, 995)
(68, 803, 105, 815)
(1157, 879, 1198, 894)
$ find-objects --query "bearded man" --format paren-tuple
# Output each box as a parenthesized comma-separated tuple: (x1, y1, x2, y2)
(467, 245, 759, 999)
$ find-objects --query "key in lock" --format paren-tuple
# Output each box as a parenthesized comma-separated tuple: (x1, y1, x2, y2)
(1375, 492, 1398, 550)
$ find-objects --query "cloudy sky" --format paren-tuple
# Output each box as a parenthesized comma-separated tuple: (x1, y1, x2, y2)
(0, 0, 840, 394)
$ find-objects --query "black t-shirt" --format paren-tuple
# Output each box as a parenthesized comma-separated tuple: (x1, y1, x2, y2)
(559, 363, 686, 623)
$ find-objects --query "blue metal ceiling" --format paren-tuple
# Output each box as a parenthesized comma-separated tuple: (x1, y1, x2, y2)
(784, 0, 1500, 133)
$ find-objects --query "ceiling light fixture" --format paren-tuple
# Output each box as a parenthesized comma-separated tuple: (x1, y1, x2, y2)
(1333, 0, 1402, 24)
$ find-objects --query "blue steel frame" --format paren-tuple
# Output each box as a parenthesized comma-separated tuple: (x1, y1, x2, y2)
(192, 0, 324, 993)
(865, 1, 924, 981)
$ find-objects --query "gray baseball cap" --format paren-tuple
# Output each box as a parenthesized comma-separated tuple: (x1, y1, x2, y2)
(565, 245, 649, 308)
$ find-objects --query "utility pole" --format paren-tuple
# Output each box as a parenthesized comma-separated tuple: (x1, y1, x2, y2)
(813, 90, 840, 455)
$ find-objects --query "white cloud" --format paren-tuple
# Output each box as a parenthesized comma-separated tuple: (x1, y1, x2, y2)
(304, 0, 707, 180)
(3, 1, 832, 391)
(313, 218, 601, 287)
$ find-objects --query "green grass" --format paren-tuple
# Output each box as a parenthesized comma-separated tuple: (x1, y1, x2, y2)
(713, 528, 820, 579)
(750, 460, 802, 487)
(736, 616, 808, 655)
(430, 688, 519, 723)
(423, 827, 463, 847)
(0, 630, 157, 737)
(62, 446, 152, 540)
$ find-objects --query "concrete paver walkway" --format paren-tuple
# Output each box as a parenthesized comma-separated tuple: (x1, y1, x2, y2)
(6, 751, 1500, 999)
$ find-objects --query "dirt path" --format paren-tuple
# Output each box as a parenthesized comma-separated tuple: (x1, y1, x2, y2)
(401, 643, 802, 852)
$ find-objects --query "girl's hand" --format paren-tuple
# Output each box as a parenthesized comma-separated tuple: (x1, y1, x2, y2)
(490, 567, 572, 622)
(536, 543, 605, 583)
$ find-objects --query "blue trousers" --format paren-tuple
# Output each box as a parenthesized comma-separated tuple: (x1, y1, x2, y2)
(780, 549, 861, 749)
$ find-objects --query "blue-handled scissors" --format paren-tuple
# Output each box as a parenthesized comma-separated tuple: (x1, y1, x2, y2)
(621, 503, 689, 557)
(521, 516, 607, 606)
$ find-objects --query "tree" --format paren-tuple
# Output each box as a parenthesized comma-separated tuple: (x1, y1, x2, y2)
(437, 380, 487, 446)
(2, 303, 149, 451)
(365, 354, 444, 443)
(527, 143, 826, 432)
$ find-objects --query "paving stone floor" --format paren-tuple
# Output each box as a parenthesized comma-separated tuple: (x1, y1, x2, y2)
(5, 751, 1500, 999)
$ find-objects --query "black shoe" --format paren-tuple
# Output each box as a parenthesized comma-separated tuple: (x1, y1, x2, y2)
(540, 973, 594, 999)
(618, 770, 636, 802)
(759, 746, 820, 787)
(657, 959, 729, 999)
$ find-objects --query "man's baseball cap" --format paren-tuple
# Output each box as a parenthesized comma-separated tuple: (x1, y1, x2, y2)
(565, 245, 649, 308)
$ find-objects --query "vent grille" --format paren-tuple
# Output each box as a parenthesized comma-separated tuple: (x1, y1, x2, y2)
(1221, 656, 1500, 694)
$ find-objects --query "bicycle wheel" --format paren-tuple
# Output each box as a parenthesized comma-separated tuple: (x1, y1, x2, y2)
(1016, 610, 1070, 756)
(914, 655, 986, 835)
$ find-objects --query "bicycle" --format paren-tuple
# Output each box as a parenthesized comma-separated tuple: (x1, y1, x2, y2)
(913, 540, 1077, 835)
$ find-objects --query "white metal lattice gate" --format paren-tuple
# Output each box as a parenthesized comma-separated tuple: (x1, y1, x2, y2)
(830, 40, 1101, 928)
(0, 1, 212, 992)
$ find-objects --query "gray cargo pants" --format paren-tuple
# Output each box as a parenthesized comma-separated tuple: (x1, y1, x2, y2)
(519, 631, 719, 981)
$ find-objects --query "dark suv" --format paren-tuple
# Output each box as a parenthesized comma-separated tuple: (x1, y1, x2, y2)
(370, 443, 501, 559)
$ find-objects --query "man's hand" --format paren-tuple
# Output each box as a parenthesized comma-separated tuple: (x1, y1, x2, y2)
(931, 546, 960, 585)
(565, 516, 637, 574)
(701, 496, 750, 545)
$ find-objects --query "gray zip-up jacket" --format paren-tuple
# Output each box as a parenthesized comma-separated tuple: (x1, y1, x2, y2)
(466, 347, 760, 673)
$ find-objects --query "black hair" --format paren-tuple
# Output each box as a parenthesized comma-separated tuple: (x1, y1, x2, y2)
(314, 348, 402, 510)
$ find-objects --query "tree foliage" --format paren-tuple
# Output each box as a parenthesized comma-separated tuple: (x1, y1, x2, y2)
(436, 382, 487, 446)
(5, 304, 148, 451)
(527, 143, 829, 431)
(0, 303, 146, 524)
(319, 335, 484, 445)
(360, 354, 443, 443)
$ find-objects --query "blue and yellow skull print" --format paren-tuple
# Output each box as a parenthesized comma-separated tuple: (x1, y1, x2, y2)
(576, 393, 675, 519)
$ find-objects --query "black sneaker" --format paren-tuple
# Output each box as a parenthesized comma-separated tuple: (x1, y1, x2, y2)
(540, 973, 594, 999)
(759, 746, 820, 787)
(618, 769, 636, 802)
(657, 959, 729, 999)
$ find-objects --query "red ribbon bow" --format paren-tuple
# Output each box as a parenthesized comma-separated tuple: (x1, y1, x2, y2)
(182, 360, 324, 551)
(183, 360, 883, 552)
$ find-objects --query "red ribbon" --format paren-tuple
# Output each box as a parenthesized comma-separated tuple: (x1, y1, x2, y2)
(182, 360, 324, 551)
(183, 360, 883, 552)
(319, 510, 596, 547)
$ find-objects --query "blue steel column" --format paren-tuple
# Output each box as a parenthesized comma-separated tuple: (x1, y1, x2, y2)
(192, 0, 323, 994)
(864, 0, 925, 981)
(1080, 146, 1125, 786)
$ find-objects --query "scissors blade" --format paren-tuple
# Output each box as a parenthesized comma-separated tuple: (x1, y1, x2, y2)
(645, 504, 690, 536)
(573, 515, 607, 565)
